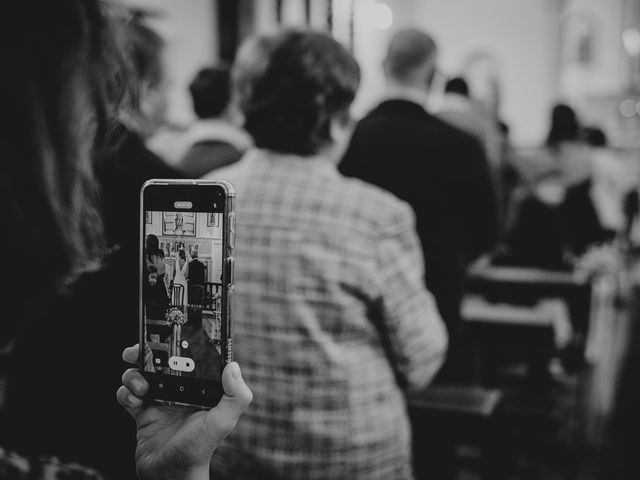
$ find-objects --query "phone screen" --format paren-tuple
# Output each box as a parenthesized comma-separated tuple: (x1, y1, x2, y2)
(141, 182, 230, 407)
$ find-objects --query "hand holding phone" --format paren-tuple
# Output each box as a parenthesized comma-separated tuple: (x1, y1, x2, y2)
(118, 345, 252, 480)
(140, 180, 235, 408)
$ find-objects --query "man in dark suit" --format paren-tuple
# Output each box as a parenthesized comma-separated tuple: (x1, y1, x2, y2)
(187, 251, 206, 305)
(340, 29, 498, 380)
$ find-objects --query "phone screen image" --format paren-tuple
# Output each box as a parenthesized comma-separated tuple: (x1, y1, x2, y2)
(141, 182, 232, 407)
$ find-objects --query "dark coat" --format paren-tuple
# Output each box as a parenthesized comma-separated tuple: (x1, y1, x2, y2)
(180, 140, 243, 178)
(340, 99, 498, 332)
(95, 124, 185, 254)
(188, 259, 206, 286)
(562, 179, 617, 256)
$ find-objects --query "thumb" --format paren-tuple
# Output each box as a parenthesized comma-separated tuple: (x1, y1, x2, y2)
(202, 362, 253, 444)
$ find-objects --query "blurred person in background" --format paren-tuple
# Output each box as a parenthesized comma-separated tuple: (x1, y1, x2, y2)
(95, 11, 183, 255)
(179, 65, 252, 177)
(437, 76, 487, 149)
(0, 1, 250, 478)
(205, 29, 447, 480)
(500, 120, 623, 268)
(498, 104, 592, 268)
(340, 29, 497, 382)
(438, 75, 515, 232)
(562, 126, 620, 257)
(498, 168, 570, 270)
(546, 103, 591, 188)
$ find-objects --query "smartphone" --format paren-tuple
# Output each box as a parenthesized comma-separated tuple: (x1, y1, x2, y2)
(139, 179, 235, 408)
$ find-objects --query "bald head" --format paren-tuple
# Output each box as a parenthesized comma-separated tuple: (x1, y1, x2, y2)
(384, 29, 437, 86)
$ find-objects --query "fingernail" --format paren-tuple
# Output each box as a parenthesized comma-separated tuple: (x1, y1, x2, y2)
(230, 362, 242, 381)
(132, 379, 144, 393)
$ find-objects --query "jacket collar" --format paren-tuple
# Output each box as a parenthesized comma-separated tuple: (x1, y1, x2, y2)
(187, 119, 253, 152)
(373, 98, 433, 120)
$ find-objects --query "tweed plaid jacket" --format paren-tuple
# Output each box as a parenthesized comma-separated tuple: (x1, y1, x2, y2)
(205, 149, 447, 480)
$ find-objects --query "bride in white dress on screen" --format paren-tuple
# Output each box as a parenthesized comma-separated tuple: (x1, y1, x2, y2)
(172, 249, 189, 306)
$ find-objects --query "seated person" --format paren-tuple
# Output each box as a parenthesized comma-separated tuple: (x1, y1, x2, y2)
(497, 170, 571, 270)
(144, 265, 169, 319)
(179, 65, 252, 177)
(561, 127, 619, 257)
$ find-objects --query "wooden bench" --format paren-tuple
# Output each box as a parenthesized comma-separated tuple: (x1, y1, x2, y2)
(462, 296, 557, 386)
(466, 260, 592, 338)
(409, 385, 503, 479)
(462, 296, 555, 340)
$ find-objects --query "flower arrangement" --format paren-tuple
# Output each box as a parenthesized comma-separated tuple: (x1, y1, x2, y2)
(574, 243, 623, 277)
(165, 307, 187, 327)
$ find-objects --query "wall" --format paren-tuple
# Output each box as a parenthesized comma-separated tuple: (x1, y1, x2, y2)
(121, 0, 218, 125)
(145, 211, 223, 281)
(560, 0, 626, 98)
(351, 0, 563, 147)
(118, 0, 566, 147)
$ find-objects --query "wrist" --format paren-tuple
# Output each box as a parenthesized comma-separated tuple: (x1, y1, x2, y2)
(180, 466, 209, 480)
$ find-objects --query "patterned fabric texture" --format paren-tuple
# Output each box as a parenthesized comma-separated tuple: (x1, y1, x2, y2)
(205, 149, 447, 480)
(0, 447, 107, 480)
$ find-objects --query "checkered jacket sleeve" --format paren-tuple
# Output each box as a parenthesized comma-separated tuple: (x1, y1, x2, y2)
(375, 205, 448, 392)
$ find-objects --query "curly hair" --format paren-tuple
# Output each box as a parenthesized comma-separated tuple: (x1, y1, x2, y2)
(236, 29, 360, 156)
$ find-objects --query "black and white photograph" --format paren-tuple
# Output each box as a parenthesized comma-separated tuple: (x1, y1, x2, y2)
(162, 211, 196, 236)
(143, 210, 224, 383)
(207, 212, 218, 227)
(4, 0, 640, 479)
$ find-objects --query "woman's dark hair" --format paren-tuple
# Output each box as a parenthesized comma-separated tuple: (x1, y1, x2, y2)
(120, 10, 164, 116)
(189, 65, 231, 119)
(145, 234, 161, 262)
(546, 103, 580, 149)
(124, 11, 164, 88)
(237, 29, 360, 156)
(178, 249, 186, 260)
(1, 0, 128, 340)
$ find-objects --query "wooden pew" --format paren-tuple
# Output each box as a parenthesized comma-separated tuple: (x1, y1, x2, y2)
(462, 295, 556, 386)
(465, 258, 592, 370)
(409, 385, 504, 479)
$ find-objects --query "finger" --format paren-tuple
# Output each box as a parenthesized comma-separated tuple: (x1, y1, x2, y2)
(122, 368, 149, 397)
(116, 385, 144, 418)
(122, 345, 139, 364)
(202, 363, 252, 444)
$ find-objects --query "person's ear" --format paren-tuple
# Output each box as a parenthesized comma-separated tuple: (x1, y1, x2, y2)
(382, 58, 390, 78)
(329, 115, 352, 145)
(327, 113, 355, 162)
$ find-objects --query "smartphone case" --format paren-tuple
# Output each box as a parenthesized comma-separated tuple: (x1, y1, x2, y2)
(138, 179, 235, 408)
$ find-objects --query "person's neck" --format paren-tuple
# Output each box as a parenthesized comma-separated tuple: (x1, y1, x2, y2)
(385, 83, 429, 109)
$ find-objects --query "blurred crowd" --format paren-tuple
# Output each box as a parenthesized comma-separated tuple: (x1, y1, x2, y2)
(1, 1, 638, 480)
